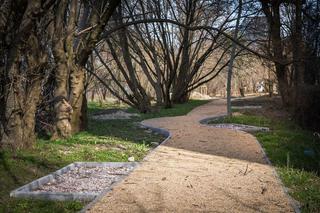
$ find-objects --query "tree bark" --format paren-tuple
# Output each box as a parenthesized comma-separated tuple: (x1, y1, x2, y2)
(261, 0, 291, 106)
(0, 1, 50, 149)
(226, 0, 242, 116)
(69, 66, 87, 133)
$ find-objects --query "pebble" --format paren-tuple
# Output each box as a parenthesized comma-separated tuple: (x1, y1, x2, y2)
(34, 166, 134, 193)
(150, 142, 159, 147)
(128, 156, 135, 162)
(92, 111, 139, 120)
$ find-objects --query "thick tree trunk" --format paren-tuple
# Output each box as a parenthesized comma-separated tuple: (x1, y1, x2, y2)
(172, 90, 190, 104)
(69, 66, 87, 133)
(0, 0, 48, 149)
(172, 26, 190, 104)
(163, 85, 172, 108)
(2, 61, 26, 149)
(275, 64, 291, 106)
(155, 86, 163, 106)
(51, 62, 73, 139)
(291, 0, 307, 123)
(261, 1, 292, 107)
(2, 51, 45, 149)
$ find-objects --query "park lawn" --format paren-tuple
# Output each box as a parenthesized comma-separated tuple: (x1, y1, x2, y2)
(0, 99, 209, 213)
(209, 114, 320, 213)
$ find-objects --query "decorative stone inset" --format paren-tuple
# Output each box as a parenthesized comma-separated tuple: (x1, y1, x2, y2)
(232, 105, 263, 109)
(10, 162, 138, 201)
(210, 123, 269, 133)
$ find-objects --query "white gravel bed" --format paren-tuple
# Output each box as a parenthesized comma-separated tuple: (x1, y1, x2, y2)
(35, 166, 134, 193)
(211, 123, 269, 132)
(232, 105, 262, 109)
(92, 111, 139, 120)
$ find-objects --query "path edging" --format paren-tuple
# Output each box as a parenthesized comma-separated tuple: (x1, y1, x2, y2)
(10, 162, 138, 202)
(80, 120, 171, 212)
(200, 114, 301, 213)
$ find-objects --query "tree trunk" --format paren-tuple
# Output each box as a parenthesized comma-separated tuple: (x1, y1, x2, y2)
(51, 62, 73, 139)
(291, 0, 306, 122)
(275, 64, 291, 106)
(172, 91, 190, 104)
(172, 26, 190, 104)
(261, 1, 291, 107)
(0, 0, 49, 149)
(227, 0, 242, 116)
(2, 44, 45, 149)
(69, 66, 87, 133)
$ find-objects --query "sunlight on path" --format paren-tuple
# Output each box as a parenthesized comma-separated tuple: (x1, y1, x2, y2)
(86, 99, 295, 213)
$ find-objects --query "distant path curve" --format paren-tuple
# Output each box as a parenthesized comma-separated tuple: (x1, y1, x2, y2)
(87, 99, 297, 213)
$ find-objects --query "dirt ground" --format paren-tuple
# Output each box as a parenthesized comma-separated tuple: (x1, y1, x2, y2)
(86, 99, 297, 213)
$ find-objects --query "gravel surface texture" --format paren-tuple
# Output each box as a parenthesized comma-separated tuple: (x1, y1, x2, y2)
(232, 105, 263, 109)
(35, 166, 135, 193)
(211, 123, 269, 132)
(87, 99, 297, 213)
(92, 111, 139, 120)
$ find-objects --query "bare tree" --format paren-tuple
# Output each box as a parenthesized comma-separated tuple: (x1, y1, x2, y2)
(227, 0, 243, 116)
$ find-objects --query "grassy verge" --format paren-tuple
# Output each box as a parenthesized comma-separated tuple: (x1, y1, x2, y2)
(0, 99, 208, 213)
(209, 114, 320, 212)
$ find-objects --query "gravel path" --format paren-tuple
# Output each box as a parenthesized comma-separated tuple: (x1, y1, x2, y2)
(86, 99, 297, 213)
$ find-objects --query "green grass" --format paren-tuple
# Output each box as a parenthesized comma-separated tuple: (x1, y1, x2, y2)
(1, 99, 208, 213)
(209, 114, 320, 212)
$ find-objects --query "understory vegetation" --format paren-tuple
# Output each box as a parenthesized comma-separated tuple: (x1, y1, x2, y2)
(209, 99, 320, 212)
(0, 100, 208, 213)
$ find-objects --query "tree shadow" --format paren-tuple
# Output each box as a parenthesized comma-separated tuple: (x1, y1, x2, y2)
(0, 151, 20, 185)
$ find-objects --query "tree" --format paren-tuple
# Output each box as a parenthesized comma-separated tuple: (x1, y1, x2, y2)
(227, 0, 243, 116)
(0, 0, 55, 149)
(0, 0, 121, 149)
(95, 0, 238, 108)
(50, 0, 120, 139)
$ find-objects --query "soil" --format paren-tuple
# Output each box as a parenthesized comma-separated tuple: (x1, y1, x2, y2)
(86, 99, 296, 213)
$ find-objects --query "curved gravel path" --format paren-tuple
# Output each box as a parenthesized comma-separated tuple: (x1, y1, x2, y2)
(86, 99, 296, 213)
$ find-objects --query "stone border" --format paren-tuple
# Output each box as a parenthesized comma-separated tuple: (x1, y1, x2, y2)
(80, 121, 172, 212)
(200, 115, 301, 213)
(232, 105, 262, 109)
(210, 123, 269, 133)
(200, 114, 270, 133)
(140, 121, 172, 160)
(82, 110, 300, 213)
(199, 114, 228, 125)
(10, 162, 138, 202)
